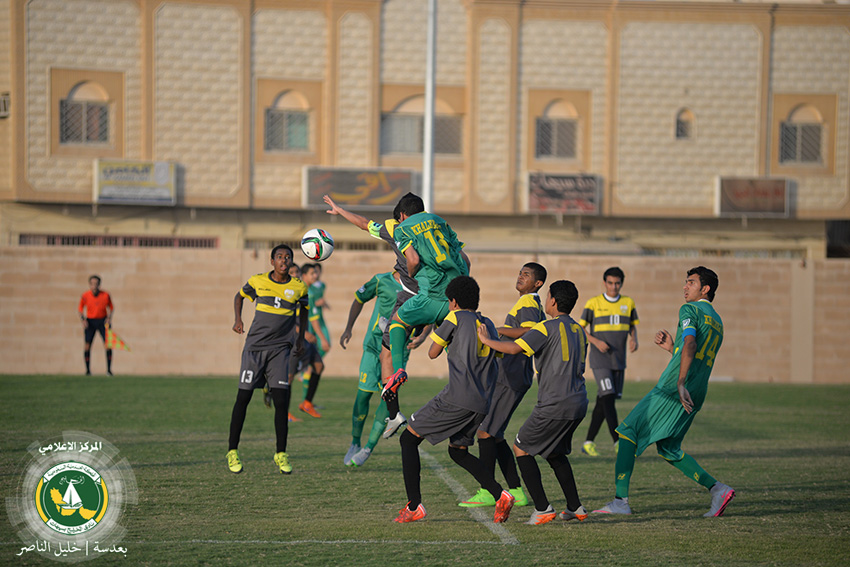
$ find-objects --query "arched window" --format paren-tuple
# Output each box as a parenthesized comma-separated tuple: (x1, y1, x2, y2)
(675, 108, 695, 140)
(780, 104, 823, 164)
(60, 82, 109, 144)
(380, 95, 462, 155)
(535, 100, 578, 159)
(265, 90, 310, 152)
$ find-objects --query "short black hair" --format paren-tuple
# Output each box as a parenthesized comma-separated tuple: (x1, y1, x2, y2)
(549, 280, 579, 314)
(523, 262, 547, 285)
(271, 244, 293, 260)
(445, 275, 480, 310)
(687, 266, 719, 302)
(89, 275, 101, 284)
(603, 266, 625, 282)
(397, 192, 425, 217)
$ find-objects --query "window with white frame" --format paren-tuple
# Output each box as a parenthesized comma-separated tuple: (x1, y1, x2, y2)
(780, 104, 823, 164)
(265, 91, 310, 152)
(59, 82, 109, 144)
(535, 100, 578, 159)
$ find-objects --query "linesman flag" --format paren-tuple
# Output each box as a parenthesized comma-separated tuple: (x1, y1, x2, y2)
(105, 325, 131, 352)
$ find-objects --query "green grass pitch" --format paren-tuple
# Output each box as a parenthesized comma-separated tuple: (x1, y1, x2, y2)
(2, 374, 849, 566)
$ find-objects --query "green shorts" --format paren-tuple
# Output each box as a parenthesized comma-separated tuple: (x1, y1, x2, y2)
(395, 293, 450, 328)
(616, 386, 697, 461)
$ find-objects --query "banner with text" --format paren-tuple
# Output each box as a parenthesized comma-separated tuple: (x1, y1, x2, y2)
(715, 177, 789, 217)
(303, 167, 417, 210)
(94, 160, 176, 206)
(528, 173, 601, 215)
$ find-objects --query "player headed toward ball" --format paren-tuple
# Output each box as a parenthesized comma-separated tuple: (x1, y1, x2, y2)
(226, 244, 309, 476)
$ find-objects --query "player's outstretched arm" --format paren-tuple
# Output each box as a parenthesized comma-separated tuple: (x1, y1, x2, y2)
(324, 195, 369, 230)
(233, 293, 245, 334)
(477, 324, 523, 355)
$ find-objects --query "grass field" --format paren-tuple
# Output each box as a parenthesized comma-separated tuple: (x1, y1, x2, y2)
(2, 374, 849, 566)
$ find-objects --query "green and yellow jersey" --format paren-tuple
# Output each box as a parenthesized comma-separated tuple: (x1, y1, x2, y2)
(394, 212, 467, 299)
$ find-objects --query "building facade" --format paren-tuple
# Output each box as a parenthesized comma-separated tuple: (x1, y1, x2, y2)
(0, 0, 849, 257)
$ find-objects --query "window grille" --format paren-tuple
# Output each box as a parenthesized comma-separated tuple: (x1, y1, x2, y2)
(780, 122, 822, 164)
(380, 113, 463, 155)
(265, 109, 309, 151)
(19, 234, 217, 248)
(60, 100, 109, 144)
(535, 117, 577, 159)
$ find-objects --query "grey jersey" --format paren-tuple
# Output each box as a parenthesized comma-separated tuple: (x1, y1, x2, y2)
(428, 310, 500, 414)
(499, 292, 545, 391)
(516, 314, 588, 420)
(239, 272, 309, 351)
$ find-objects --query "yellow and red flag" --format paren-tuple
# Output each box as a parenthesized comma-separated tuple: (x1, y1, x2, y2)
(105, 325, 131, 352)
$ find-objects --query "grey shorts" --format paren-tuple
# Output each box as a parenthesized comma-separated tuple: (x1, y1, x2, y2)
(514, 408, 582, 459)
(237, 347, 291, 391)
(593, 368, 625, 398)
(478, 379, 529, 439)
(409, 396, 486, 447)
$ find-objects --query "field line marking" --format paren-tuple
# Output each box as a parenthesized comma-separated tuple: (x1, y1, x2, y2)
(418, 447, 520, 545)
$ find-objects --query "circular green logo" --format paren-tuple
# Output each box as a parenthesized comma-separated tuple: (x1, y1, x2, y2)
(35, 461, 108, 535)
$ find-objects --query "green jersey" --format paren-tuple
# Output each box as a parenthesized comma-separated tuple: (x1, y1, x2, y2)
(656, 299, 723, 411)
(354, 271, 403, 353)
(395, 212, 467, 299)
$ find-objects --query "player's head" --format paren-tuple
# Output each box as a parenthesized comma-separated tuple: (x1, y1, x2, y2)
(88, 275, 101, 292)
(517, 262, 546, 294)
(396, 192, 425, 219)
(289, 264, 302, 278)
(603, 266, 625, 297)
(271, 244, 293, 261)
(686, 266, 718, 302)
(301, 263, 318, 284)
(445, 275, 479, 311)
(548, 280, 579, 315)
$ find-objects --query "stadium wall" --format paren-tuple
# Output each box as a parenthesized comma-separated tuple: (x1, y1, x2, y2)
(1, 247, 848, 384)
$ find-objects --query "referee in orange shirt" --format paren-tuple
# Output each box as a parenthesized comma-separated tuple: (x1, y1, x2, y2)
(78, 275, 114, 375)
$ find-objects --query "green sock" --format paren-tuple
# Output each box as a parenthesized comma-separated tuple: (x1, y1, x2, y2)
(351, 390, 372, 443)
(668, 453, 717, 489)
(366, 399, 391, 449)
(614, 438, 637, 499)
(388, 323, 409, 372)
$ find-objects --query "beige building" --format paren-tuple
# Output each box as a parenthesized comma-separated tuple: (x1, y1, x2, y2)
(0, 0, 849, 381)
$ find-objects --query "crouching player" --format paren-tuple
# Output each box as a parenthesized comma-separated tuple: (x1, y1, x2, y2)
(394, 276, 515, 524)
(478, 280, 589, 525)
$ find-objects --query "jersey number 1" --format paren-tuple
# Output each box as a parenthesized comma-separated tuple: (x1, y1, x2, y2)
(423, 229, 449, 264)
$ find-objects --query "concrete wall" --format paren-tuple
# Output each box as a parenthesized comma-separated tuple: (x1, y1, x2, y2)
(1, 247, 846, 384)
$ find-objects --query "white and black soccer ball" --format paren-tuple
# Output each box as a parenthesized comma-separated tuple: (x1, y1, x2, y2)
(300, 228, 334, 261)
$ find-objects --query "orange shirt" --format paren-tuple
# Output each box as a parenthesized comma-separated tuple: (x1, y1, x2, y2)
(79, 290, 113, 319)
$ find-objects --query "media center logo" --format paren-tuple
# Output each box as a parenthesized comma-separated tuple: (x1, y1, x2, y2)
(7, 431, 137, 562)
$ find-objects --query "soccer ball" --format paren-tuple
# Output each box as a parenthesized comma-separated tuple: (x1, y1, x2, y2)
(300, 228, 334, 261)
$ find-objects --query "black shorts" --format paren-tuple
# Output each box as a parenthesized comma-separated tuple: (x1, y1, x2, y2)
(409, 396, 486, 447)
(478, 379, 529, 439)
(238, 347, 292, 391)
(295, 340, 322, 373)
(84, 318, 107, 344)
(515, 408, 583, 459)
(592, 368, 625, 398)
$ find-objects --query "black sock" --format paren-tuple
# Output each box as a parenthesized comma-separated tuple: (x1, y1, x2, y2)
(586, 396, 606, 442)
(448, 446, 502, 501)
(495, 439, 522, 489)
(386, 396, 400, 420)
(305, 372, 321, 403)
(84, 351, 91, 372)
(400, 429, 423, 509)
(478, 436, 497, 478)
(270, 388, 291, 453)
(516, 454, 549, 511)
(106, 349, 113, 372)
(600, 394, 619, 442)
(228, 389, 253, 450)
(547, 454, 581, 511)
